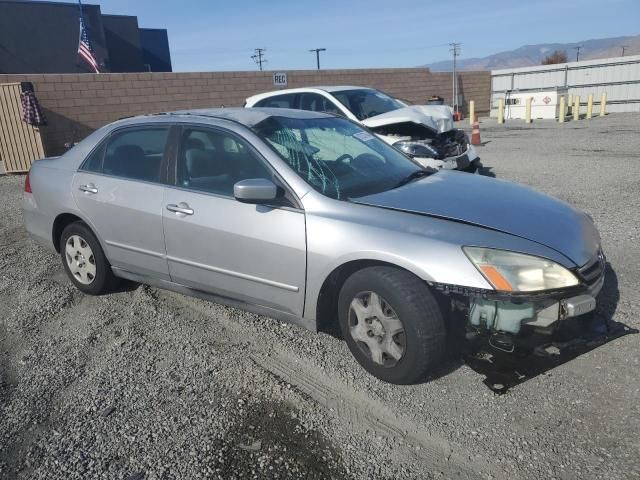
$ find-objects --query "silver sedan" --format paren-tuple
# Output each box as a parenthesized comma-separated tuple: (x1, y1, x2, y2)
(23, 108, 604, 384)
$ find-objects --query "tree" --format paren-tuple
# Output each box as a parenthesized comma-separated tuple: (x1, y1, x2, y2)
(541, 50, 568, 65)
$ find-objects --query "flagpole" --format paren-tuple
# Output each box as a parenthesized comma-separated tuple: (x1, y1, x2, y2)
(77, 0, 85, 73)
(77, 0, 100, 74)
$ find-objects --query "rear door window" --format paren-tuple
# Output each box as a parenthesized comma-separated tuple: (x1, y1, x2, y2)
(101, 127, 169, 183)
(299, 93, 340, 114)
(255, 94, 297, 108)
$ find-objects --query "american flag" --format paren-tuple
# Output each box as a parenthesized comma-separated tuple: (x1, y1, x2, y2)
(77, 7, 100, 73)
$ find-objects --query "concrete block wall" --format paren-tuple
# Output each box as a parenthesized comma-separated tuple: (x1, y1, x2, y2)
(0, 69, 490, 156)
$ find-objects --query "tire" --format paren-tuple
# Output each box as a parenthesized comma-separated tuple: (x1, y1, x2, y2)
(462, 159, 482, 174)
(338, 266, 446, 384)
(59, 221, 118, 295)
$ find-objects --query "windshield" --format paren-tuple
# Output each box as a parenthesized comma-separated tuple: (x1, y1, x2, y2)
(253, 116, 421, 200)
(332, 89, 405, 120)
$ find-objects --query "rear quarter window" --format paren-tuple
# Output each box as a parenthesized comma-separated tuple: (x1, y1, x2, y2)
(81, 141, 107, 172)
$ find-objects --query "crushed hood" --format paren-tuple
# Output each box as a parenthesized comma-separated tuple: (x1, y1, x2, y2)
(353, 171, 600, 267)
(361, 105, 454, 134)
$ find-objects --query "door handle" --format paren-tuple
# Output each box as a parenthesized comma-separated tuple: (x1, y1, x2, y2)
(79, 183, 98, 194)
(166, 203, 194, 216)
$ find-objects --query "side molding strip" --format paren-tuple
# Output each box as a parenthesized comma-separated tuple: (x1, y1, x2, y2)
(105, 240, 166, 259)
(166, 255, 300, 292)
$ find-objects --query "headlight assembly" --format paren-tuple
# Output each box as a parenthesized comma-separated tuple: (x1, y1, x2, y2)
(463, 247, 579, 292)
(393, 140, 439, 159)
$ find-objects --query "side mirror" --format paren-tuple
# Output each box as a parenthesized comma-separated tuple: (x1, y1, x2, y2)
(233, 178, 278, 203)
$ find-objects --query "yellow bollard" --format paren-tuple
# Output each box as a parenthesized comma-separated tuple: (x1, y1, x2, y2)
(525, 97, 532, 123)
(573, 95, 580, 120)
(567, 93, 573, 115)
(469, 100, 475, 125)
(599, 92, 607, 116)
(559, 96, 565, 123)
(586, 94, 593, 119)
(497, 98, 504, 124)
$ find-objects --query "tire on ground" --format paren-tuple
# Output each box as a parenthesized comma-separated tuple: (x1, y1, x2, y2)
(59, 221, 118, 295)
(338, 266, 446, 384)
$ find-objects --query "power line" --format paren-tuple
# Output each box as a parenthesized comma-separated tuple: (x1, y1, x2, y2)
(621, 45, 630, 57)
(574, 45, 582, 62)
(309, 48, 326, 70)
(251, 48, 267, 71)
(449, 42, 461, 114)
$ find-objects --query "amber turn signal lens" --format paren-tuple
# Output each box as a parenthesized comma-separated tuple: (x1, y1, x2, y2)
(480, 265, 513, 291)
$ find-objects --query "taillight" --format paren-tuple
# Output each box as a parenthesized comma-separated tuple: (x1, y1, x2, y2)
(24, 172, 32, 193)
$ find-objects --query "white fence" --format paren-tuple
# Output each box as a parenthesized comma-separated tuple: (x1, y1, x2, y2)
(490, 55, 640, 117)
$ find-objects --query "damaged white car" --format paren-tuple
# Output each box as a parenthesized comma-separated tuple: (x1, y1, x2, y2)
(245, 86, 481, 172)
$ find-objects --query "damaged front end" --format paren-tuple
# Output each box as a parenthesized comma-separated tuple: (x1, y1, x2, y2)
(435, 250, 606, 352)
(362, 107, 480, 172)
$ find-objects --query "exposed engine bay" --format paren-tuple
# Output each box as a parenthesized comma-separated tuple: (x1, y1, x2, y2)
(372, 126, 469, 160)
(360, 105, 479, 171)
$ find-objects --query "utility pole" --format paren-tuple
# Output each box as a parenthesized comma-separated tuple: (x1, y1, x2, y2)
(621, 45, 629, 57)
(251, 48, 267, 71)
(574, 45, 582, 62)
(309, 48, 326, 70)
(449, 43, 461, 115)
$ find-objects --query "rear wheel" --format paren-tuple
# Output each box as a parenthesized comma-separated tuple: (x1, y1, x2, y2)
(60, 222, 117, 295)
(338, 266, 446, 384)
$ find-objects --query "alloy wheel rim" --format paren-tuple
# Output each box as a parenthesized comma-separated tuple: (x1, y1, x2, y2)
(65, 235, 96, 285)
(348, 291, 405, 367)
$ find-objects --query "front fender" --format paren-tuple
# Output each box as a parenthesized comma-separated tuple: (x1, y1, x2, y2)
(301, 194, 575, 321)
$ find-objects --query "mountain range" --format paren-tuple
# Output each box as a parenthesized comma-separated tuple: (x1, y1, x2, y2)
(425, 35, 640, 71)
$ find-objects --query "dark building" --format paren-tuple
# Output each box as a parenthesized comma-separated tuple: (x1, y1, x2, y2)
(140, 28, 172, 73)
(102, 15, 145, 73)
(0, 0, 171, 74)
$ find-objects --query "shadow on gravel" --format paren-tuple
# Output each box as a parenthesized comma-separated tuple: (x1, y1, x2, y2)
(50, 267, 138, 294)
(211, 400, 348, 479)
(478, 165, 496, 177)
(464, 264, 637, 394)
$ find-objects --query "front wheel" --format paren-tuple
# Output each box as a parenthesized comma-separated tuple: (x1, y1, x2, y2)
(338, 266, 446, 384)
(461, 159, 482, 174)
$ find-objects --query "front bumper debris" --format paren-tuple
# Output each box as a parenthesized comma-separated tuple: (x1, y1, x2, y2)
(432, 252, 605, 336)
(468, 292, 598, 335)
(413, 144, 480, 171)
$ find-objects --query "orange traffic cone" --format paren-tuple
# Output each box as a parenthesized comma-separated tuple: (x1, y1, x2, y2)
(471, 119, 481, 146)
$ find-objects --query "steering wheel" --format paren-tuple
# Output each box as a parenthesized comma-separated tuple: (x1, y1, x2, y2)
(366, 111, 380, 118)
(336, 153, 354, 165)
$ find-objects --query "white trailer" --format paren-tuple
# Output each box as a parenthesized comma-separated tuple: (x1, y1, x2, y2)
(503, 88, 568, 120)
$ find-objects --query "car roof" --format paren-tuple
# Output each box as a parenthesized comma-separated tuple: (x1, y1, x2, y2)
(245, 86, 375, 104)
(315, 86, 374, 93)
(119, 107, 333, 128)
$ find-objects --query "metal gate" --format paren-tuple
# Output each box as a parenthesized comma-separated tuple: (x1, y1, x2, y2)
(0, 83, 45, 173)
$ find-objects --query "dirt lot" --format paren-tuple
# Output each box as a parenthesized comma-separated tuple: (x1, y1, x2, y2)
(1, 113, 639, 480)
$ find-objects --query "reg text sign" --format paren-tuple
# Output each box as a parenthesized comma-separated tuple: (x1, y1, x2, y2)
(273, 72, 287, 86)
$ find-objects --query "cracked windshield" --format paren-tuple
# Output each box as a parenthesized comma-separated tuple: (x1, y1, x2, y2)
(254, 116, 419, 199)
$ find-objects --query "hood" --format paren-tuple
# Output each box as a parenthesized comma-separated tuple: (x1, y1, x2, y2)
(353, 171, 600, 267)
(361, 105, 454, 134)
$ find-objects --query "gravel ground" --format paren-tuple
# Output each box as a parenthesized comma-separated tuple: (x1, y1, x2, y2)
(1, 113, 639, 479)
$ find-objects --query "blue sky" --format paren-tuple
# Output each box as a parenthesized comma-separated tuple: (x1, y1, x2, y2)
(75, 0, 640, 71)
